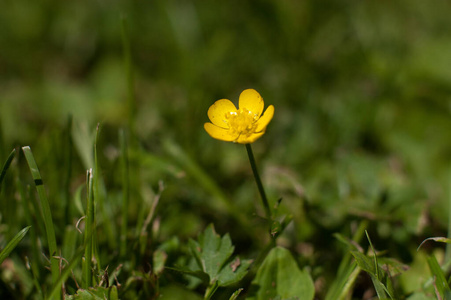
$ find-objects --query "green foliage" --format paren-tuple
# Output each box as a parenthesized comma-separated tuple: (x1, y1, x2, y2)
(22, 146, 60, 298)
(66, 286, 118, 300)
(0, 0, 450, 299)
(426, 255, 450, 299)
(0, 226, 30, 265)
(248, 246, 314, 300)
(171, 224, 252, 298)
(351, 251, 395, 299)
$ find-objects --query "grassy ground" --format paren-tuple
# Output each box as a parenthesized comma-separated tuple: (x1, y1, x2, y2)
(0, 1, 450, 299)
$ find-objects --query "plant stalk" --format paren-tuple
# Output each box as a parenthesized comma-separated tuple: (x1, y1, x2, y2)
(245, 144, 271, 220)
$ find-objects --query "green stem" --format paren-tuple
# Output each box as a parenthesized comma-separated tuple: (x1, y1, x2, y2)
(204, 281, 219, 300)
(245, 144, 271, 220)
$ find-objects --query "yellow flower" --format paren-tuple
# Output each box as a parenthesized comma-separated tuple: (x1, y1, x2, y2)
(204, 89, 274, 144)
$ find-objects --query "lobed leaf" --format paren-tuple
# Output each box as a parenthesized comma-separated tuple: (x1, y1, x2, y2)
(185, 224, 251, 287)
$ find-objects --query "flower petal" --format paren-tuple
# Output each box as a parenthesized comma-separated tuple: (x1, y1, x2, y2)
(207, 99, 237, 128)
(204, 122, 239, 142)
(238, 89, 264, 118)
(255, 105, 274, 132)
(235, 131, 265, 144)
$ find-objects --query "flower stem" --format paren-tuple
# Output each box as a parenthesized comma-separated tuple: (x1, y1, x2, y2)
(245, 144, 271, 220)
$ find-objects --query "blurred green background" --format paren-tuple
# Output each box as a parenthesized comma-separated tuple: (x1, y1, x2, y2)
(0, 0, 450, 297)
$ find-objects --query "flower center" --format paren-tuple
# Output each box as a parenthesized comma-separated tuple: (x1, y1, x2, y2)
(225, 108, 259, 138)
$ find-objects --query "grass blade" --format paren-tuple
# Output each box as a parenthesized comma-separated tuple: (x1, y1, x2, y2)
(0, 148, 16, 190)
(0, 226, 31, 265)
(16, 177, 43, 283)
(48, 248, 84, 300)
(63, 115, 73, 224)
(92, 124, 105, 274)
(82, 169, 95, 288)
(22, 146, 60, 299)
(119, 128, 129, 259)
(427, 254, 450, 298)
(326, 220, 368, 300)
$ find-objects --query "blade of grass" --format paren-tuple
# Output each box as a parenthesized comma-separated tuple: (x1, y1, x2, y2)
(0, 226, 31, 264)
(93, 124, 116, 252)
(325, 220, 368, 300)
(48, 248, 84, 300)
(92, 124, 102, 272)
(139, 181, 164, 257)
(16, 178, 43, 281)
(119, 129, 129, 259)
(25, 255, 44, 300)
(1, 149, 17, 235)
(365, 231, 381, 280)
(427, 254, 450, 299)
(63, 115, 73, 224)
(82, 169, 95, 288)
(0, 121, 5, 162)
(0, 148, 16, 191)
(22, 146, 60, 299)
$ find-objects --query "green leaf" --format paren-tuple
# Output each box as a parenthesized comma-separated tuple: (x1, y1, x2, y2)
(66, 286, 118, 300)
(418, 237, 451, 250)
(165, 266, 210, 284)
(248, 246, 314, 300)
(351, 251, 376, 275)
(153, 249, 167, 275)
(188, 224, 252, 287)
(0, 226, 30, 264)
(334, 233, 363, 252)
(216, 257, 253, 286)
(351, 250, 397, 299)
(427, 255, 450, 299)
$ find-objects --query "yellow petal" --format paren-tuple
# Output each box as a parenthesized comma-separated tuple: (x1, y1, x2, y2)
(255, 105, 274, 132)
(204, 122, 239, 142)
(238, 89, 264, 118)
(207, 99, 237, 128)
(235, 131, 265, 144)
